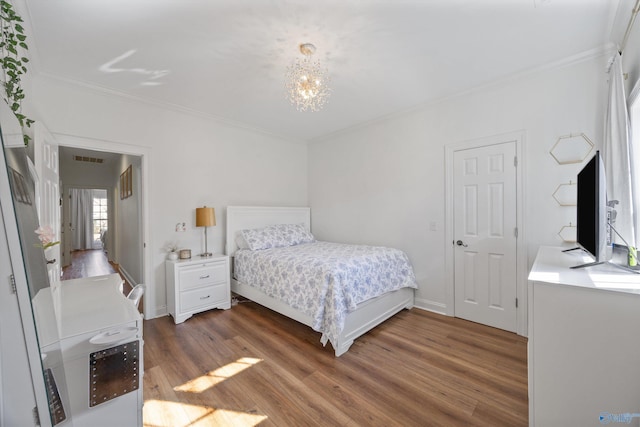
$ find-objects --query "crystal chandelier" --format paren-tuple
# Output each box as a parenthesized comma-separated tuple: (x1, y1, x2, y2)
(285, 43, 331, 112)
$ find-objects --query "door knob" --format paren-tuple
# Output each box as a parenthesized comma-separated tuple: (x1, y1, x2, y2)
(456, 240, 468, 247)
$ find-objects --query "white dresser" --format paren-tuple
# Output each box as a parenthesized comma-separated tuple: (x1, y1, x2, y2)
(166, 255, 231, 324)
(528, 246, 640, 427)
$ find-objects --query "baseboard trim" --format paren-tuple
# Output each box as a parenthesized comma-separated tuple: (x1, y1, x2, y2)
(414, 298, 448, 316)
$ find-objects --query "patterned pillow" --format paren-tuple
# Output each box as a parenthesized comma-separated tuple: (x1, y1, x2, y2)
(239, 225, 289, 250)
(275, 223, 316, 246)
(239, 223, 315, 250)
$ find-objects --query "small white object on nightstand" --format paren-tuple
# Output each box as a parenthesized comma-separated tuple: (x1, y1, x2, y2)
(166, 254, 230, 324)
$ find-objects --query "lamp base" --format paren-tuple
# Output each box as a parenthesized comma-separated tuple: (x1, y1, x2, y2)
(199, 252, 213, 258)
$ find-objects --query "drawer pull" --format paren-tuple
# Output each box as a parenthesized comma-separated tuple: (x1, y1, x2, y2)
(199, 274, 210, 279)
(200, 295, 210, 300)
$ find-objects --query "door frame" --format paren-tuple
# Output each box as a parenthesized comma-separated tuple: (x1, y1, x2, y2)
(52, 133, 154, 320)
(444, 130, 527, 336)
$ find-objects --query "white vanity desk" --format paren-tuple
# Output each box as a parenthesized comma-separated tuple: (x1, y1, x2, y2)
(32, 274, 143, 427)
(528, 246, 640, 427)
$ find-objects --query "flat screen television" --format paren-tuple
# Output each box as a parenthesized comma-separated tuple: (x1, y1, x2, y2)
(572, 150, 609, 268)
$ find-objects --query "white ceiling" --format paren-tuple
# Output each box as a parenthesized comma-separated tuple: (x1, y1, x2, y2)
(19, 0, 623, 142)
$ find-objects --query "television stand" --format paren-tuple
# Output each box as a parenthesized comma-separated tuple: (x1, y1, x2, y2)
(570, 260, 607, 269)
(562, 247, 607, 268)
(528, 246, 640, 426)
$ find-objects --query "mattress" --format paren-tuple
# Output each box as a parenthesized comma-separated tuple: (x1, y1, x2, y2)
(234, 241, 418, 348)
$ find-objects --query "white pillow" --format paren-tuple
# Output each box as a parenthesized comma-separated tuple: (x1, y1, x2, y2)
(235, 231, 250, 249)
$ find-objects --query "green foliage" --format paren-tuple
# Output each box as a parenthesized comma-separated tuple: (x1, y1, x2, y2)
(0, 0, 33, 145)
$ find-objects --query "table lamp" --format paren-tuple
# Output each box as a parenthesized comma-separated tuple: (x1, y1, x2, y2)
(196, 206, 215, 257)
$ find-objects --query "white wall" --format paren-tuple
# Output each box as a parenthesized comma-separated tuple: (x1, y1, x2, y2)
(59, 150, 117, 188)
(309, 53, 608, 313)
(115, 155, 143, 285)
(29, 75, 308, 318)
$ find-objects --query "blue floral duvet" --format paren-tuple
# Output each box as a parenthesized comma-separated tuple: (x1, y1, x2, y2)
(234, 241, 418, 349)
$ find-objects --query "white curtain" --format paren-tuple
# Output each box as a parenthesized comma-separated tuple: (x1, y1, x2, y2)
(604, 54, 636, 248)
(629, 82, 640, 247)
(70, 188, 93, 250)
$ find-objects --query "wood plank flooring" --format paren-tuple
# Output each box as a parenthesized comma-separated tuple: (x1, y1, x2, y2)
(143, 302, 528, 427)
(61, 249, 136, 296)
(62, 249, 117, 280)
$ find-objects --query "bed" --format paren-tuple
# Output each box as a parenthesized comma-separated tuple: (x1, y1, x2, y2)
(226, 206, 417, 356)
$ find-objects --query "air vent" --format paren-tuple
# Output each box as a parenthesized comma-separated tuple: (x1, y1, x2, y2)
(74, 155, 104, 164)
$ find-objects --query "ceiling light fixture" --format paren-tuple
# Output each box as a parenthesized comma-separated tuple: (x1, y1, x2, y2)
(285, 43, 331, 112)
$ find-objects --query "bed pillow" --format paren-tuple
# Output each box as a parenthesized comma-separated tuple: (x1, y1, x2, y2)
(238, 223, 315, 250)
(239, 225, 289, 250)
(235, 231, 250, 250)
(275, 223, 316, 246)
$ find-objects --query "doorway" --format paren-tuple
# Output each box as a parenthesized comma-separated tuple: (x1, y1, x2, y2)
(445, 131, 527, 336)
(59, 146, 144, 293)
(54, 134, 152, 319)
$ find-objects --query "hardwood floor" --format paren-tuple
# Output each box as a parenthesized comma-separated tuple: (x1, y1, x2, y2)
(61, 249, 135, 297)
(143, 303, 528, 427)
(61, 249, 117, 280)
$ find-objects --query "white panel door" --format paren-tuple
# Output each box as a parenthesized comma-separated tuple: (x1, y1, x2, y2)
(453, 141, 517, 332)
(34, 124, 61, 284)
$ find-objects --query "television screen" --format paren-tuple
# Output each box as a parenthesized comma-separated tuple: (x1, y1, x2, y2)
(575, 150, 608, 266)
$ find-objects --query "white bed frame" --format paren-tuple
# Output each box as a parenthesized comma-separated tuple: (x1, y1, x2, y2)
(225, 206, 415, 356)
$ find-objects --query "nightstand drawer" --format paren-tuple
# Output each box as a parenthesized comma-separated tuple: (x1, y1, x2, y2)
(179, 262, 226, 291)
(180, 285, 227, 312)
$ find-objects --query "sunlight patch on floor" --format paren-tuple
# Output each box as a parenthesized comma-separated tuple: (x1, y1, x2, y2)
(143, 399, 267, 427)
(174, 357, 263, 393)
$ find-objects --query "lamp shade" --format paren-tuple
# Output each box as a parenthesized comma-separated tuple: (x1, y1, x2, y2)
(196, 207, 216, 227)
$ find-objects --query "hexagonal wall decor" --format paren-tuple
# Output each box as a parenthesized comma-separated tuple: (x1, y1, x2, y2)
(558, 224, 577, 243)
(550, 133, 594, 165)
(552, 181, 577, 206)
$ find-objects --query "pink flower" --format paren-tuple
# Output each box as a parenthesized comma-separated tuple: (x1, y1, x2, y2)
(35, 226, 59, 249)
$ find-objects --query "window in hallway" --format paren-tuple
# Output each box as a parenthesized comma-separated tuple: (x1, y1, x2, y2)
(92, 189, 108, 249)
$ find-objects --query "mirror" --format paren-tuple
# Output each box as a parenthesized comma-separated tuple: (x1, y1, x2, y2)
(0, 99, 69, 425)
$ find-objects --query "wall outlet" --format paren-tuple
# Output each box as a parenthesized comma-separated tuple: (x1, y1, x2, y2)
(429, 221, 437, 231)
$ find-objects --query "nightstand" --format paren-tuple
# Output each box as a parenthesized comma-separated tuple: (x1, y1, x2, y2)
(166, 254, 230, 324)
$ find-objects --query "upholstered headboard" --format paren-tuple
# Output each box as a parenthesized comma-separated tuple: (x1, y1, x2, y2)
(225, 206, 311, 256)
